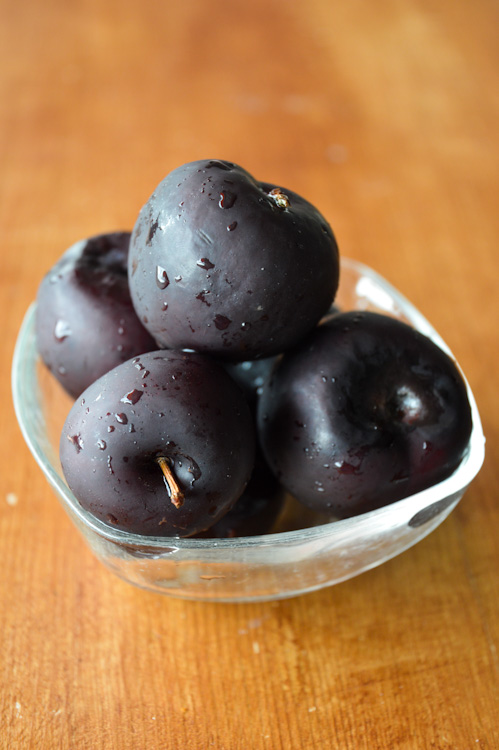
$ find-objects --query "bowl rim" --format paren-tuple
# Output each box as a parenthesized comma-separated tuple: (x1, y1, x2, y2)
(12, 256, 485, 551)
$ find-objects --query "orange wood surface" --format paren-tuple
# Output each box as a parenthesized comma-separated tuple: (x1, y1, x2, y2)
(1, 0, 498, 747)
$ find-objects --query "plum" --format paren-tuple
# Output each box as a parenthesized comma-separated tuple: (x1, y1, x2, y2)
(192, 355, 284, 538)
(36, 231, 157, 398)
(196, 449, 285, 538)
(59, 350, 255, 537)
(128, 159, 340, 361)
(221, 356, 276, 406)
(257, 311, 473, 518)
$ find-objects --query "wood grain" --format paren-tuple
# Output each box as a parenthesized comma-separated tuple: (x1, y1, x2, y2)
(1, 0, 498, 747)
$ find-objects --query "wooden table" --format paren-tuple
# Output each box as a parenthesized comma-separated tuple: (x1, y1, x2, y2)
(1, 0, 498, 747)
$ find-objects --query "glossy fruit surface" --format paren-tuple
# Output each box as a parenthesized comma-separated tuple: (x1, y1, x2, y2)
(59, 350, 255, 536)
(128, 159, 340, 360)
(257, 311, 473, 518)
(196, 449, 285, 538)
(36, 232, 157, 398)
(221, 356, 276, 406)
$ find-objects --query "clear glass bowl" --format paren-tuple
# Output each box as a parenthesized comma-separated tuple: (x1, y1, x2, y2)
(12, 258, 485, 602)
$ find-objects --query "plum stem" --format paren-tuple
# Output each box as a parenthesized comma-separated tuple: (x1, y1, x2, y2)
(268, 187, 290, 209)
(156, 456, 184, 508)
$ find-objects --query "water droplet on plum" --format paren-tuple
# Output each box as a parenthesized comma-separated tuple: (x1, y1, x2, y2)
(196, 258, 215, 270)
(156, 265, 169, 289)
(54, 320, 72, 342)
(214, 314, 231, 330)
(68, 434, 83, 452)
(219, 191, 237, 209)
(121, 389, 143, 405)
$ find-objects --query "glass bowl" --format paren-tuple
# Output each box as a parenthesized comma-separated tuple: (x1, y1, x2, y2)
(12, 258, 485, 602)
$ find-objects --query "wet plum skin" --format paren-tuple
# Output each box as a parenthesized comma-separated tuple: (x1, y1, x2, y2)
(195, 448, 285, 538)
(221, 356, 277, 406)
(36, 232, 157, 399)
(59, 350, 256, 537)
(128, 159, 340, 361)
(195, 356, 284, 537)
(257, 311, 473, 518)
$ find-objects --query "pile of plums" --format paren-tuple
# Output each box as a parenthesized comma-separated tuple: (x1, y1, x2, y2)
(35, 159, 473, 538)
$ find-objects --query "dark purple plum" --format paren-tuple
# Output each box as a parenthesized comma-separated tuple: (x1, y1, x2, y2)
(128, 159, 340, 361)
(36, 231, 157, 398)
(193, 356, 283, 537)
(196, 450, 285, 538)
(257, 311, 473, 518)
(59, 350, 255, 537)
(221, 356, 277, 406)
